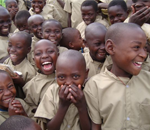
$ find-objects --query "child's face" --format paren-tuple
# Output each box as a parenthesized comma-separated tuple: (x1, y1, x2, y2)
(134, 0, 150, 12)
(29, 17, 44, 39)
(81, 5, 97, 25)
(108, 5, 128, 24)
(15, 19, 30, 33)
(34, 41, 58, 75)
(8, 34, 30, 65)
(0, 13, 11, 36)
(31, 0, 45, 14)
(6, 1, 19, 20)
(86, 31, 106, 62)
(72, 30, 83, 51)
(56, 59, 87, 86)
(0, 72, 16, 110)
(42, 22, 62, 45)
(111, 28, 147, 76)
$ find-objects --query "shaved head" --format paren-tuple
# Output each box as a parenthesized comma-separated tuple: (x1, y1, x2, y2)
(28, 14, 44, 26)
(56, 50, 86, 71)
(105, 23, 145, 44)
(85, 22, 107, 41)
(0, 6, 10, 16)
(61, 28, 79, 48)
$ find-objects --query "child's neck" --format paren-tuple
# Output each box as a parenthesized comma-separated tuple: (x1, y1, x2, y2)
(110, 65, 132, 78)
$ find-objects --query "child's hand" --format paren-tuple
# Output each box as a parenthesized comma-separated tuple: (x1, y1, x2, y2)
(12, 73, 25, 87)
(59, 85, 71, 108)
(129, 6, 150, 26)
(69, 84, 87, 110)
(8, 99, 27, 117)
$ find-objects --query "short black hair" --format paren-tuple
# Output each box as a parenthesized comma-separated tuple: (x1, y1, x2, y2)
(81, 0, 98, 12)
(108, 0, 127, 12)
(0, 115, 38, 130)
(15, 10, 31, 22)
(11, 31, 32, 47)
(42, 19, 62, 30)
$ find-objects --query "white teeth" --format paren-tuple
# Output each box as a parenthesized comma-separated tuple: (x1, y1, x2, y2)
(10, 54, 17, 58)
(3, 28, 8, 32)
(135, 62, 143, 65)
(42, 62, 51, 65)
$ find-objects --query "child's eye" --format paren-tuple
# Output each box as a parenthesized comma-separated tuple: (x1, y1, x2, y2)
(72, 74, 80, 79)
(133, 46, 140, 51)
(48, 50, 54, 54)
(8, 44, 12, 48)
(94, 42, 100, 46)
(35, 52, 41, 56)
(57, 75, 65, 80)
(0, 88, 3, 93)
(55, 30, 60, 34)
(17, 46, 22, 49)
(8, 84, 14, 89)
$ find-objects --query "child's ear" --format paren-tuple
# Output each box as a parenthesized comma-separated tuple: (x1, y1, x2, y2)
(27, 47, 31, 54)
(105, 39, 115, 55)
(68, 42, 74, 48)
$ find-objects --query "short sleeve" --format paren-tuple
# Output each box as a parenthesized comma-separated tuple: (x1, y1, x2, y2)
(64, 0, 72, 13)
(84, 79, 102, 124)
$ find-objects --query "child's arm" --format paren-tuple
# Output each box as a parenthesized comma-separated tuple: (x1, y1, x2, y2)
(57, 0, 65, 8)
(69, 84, 91, 130)
(47, 85, 71, 130)
(68, 13, 71, 27)
(8, 99, 27, 117)
(92, 122, 101, 130)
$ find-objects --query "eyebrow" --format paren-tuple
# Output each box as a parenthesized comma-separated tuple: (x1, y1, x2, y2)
(131, 41, 142, 44)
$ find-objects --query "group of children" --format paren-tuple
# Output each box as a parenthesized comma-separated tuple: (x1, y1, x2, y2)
(0, 0, 150, 130)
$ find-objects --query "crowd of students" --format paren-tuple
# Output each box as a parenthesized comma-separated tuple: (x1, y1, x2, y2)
(0, 0, 150, 130)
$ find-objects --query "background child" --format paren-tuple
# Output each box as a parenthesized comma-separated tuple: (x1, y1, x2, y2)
(84, 23, 149, 130)
(64, 0, 85, 28)
(5, 0, 19, 33)
(46, 0, 68, 28)
(35, 50, 90, 130)
(0, 70, 34, 125)
(108, 0, 128, 24)
(76, 0, 109, 39)
(60, 28, 84, 51)
(4, 31, 36, 84)
(23, 39, 58, 112)
(14, 10, 31, 33)
(0, 6, 11, 63)
(0, 115, 42, 130)
(42, 19, 68, 54)
(29, 0, 61, 22)
(83, 22, 108, 79)
(28, 14, 45, 67)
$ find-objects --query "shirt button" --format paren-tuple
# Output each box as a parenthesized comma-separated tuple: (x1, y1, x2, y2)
(126, 85, 129, 88)
(68, 125, 70, 129)
(127, 117, 130, 121)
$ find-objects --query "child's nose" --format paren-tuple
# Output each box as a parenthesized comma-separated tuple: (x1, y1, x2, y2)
(4, 89, 11, 96)
(41, 52, 48, 59)
(139, 48, 147, 59)
(65, 78, 72, 86)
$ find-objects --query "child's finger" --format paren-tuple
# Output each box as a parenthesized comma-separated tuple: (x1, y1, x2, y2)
(78, 84, 81, 89)
(67, 93, 72, 100)
(69, 88, 78, 98)
(70, 95, 77, 103)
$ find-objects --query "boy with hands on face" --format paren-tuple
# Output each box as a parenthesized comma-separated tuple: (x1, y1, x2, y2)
(35, 50, 90, 130)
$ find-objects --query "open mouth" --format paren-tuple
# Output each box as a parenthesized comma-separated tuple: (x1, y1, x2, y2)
(34, 8, 41, 13)
(42, 61, 53, 71)
(3, 97, 13, 103)
(10, 54, 17, 59)
(133, 61, 143, 68)
(2, 28, 9, 33)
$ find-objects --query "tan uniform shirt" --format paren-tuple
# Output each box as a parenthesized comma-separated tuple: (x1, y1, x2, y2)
(57, 46, 68, 54)
(23, 73, 55, 107)
(29, 4, 61, 21)
(46, 0, 68, 28)
(10, 22, 17, 33)
(0, 36, 9, 60)
(64, 0, 85, 28)
(18, 0, 28, 11)
(83, 52, 105, 79)
(0, 98, 34, 125)
(76, 16, 109, 39)
(35, 83, 80, 130)
(4, 58, 36, 83)
(84, 65, 150, 130)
